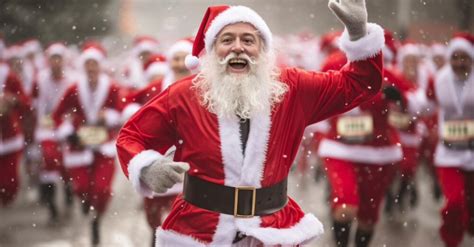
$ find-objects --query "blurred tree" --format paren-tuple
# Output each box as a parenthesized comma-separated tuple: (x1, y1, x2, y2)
(0, 0, 117, 45)
(457, 0, 472, 31)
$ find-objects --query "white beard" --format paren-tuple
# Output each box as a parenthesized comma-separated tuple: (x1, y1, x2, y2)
(193, 49, 288, 119)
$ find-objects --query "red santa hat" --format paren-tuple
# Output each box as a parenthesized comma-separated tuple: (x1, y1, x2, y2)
(382, 30, 398, 63)
(397, 42, 421, 64)
(132, 35, 159, 56)
(320, 31, 341, 53)
(79, 41, 107, 66)
(166, 38, 193, 61)
(447, 32, 474, 59)
(184, 5, 273, 70)
(144, 54, 168, 81)
(45, 42, 68, 57)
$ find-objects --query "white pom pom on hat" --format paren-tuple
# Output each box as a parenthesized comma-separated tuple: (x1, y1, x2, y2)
(185, 5, 273, 70)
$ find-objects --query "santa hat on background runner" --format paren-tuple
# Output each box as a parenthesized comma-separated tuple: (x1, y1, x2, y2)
(184, 5, 273, 70)
(397, 42, 421, 65)
(79, 41, 107, 66)
(22, 39, 42, 56)
(166, 38, 194, 61)
(382, 30, 398, 63)
(4, 44, 25, 60)
(430, 43, 447, 58)
(447, 32, 474, 59)
(143, 54, 168, 81)
(132, 35, 159, 56)
(320, 31, 341, 53)
(45, 42, 68, 58)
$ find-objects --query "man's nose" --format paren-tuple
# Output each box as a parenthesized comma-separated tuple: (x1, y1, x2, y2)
(232, 39, 245, 54)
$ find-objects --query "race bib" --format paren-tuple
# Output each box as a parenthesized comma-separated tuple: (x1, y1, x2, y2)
(442, 120, 474, 141)
(77, 126, 109, 146)
(442, 120, 474, 150)
(40, 115, 54, 129)
(337, 115, 373, 143)
(388, 111, 411, 130)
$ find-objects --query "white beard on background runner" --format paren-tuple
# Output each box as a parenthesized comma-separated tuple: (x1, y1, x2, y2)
(193, 48, 288, 119)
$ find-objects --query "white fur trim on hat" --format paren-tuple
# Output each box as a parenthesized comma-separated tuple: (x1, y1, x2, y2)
(338, 23, 385, 62)
(185, 55, 200, 70)
(46, 44, 67, 57)
(133, 41, 158, 57)
(397, 43, 421, 64)
(166, 40, 193, 61)
(79, 48, 105, 66)
(431, 44, 447, 57)
(447, 37, 474, 59)
(145, 63, 169, 82)
(204, 6, 273, 52)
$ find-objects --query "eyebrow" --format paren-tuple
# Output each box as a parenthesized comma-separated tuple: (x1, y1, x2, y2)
(219, 31, 259, 38)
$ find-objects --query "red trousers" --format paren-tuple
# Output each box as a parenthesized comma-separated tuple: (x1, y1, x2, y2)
(39, 140, 66, 182)
(0, 151, 22, 206)
(144, 195, 177, 229)
(67, 153, 115, 214)
(399, 146, 420, 179)
(437, 167, 474, 247)
(324, 158, 396, 224)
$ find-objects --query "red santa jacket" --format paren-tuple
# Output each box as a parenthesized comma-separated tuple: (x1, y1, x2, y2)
(32, 69, 73, 143)
(427, 66, 474, 169)
(116, 24, 385, 246)
(318, 50, 415, 164)
(52, 73, 123, 168)
(0, 63, 31, 155)
(127, 78, 163, 105)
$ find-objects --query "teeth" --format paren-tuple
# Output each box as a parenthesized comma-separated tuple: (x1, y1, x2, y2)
(229, 58, 247, 64)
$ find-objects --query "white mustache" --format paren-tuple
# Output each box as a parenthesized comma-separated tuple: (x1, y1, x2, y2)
(218, 52, 257, 65)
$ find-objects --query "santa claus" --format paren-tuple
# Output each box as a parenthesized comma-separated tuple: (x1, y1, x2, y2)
(117, 1, 385, 246)
(33, 42, 74, 223)
(427, 32, 474, 247)
(52, 41, 123, 245)
(0, 61, 32, 206)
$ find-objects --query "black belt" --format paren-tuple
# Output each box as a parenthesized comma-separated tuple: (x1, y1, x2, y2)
(183, 174, 288, 218)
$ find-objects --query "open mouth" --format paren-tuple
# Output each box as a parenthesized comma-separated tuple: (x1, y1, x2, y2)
(228, 58, 248, 72)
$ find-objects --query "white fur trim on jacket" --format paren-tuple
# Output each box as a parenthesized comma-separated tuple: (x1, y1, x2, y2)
(56, 120, 74, 141)
(338, 23, 385, 62)
(103, 109, 121, 127)
(398, 131, 423, 147)
(39, 170, 61, 183)
(205, 6, 273, 52)
(63, 149, 94, 168)
(434, 143, 474, 170)
(34, 128, 57, 142)
(121, 103, 142, 123)
(156, 228, 207, 247)
(0, 135, 25, 155)
(318, 139, 402, 164)
(236, 213, 324, 245)
(99, 140, 117, 157)
(127, 149, 165, 198)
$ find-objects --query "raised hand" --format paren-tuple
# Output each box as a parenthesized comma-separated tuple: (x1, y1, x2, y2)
(328, 0, 368, 41)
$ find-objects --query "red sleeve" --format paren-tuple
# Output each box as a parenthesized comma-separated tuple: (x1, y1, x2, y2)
(426, 76, 436, 102)
(285, 53, 383, 125)
(116, 88, 177, 177)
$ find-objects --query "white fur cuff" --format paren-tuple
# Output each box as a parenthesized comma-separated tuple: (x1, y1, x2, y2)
(128, 149, 165, 198)
(338, 23, 385, 62)
(104, 109, 121, 127)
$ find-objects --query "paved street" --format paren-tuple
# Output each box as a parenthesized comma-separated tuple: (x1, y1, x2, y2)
(1, 161, 474, 247)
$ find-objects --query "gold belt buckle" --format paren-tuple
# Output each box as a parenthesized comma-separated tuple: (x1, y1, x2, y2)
(234, 186, 256, 218)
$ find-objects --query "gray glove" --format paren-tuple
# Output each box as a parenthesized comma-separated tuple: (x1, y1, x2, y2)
(328, 0, 368, 41)
(139, 149, 190, 194)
